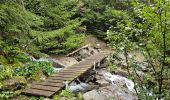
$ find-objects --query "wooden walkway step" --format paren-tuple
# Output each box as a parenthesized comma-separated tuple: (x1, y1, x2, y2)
(22, 51, 111, 97)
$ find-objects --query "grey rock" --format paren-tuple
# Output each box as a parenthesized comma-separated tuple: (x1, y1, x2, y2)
(88, 47, 100, 55)
(78, 49, 90, 58)
(69, 83, 90, 93)
(83, 86, 138, 100)
(136, 70, 145, 81)
(49, 57, 78, 68)
(83, 90, 106, 100)
(114, 69, 128, 78)
(96, 79, 110, 87)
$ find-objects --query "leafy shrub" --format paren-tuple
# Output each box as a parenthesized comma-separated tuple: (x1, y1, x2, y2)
(28, 96, 44, 100)
(53, 89, 75, 100)
(14, 61, 54, 79)
(0, 65, 13, 80)
(0, 91, 14, 99)
(60, 89, 75, 98)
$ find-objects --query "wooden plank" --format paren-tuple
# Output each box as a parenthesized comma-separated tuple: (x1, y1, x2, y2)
(72, 63, 93, 66)
(55, 69, 91, 78)
(22, 88, 55, 97)
(66, 67, 91, 70)
(51, 72, 82, 76)
(61, 69, 87, 72)
(86, 57, 105, 60)
(78, 61, 95, 64)
(46, 79, 73, 86)
(53, 71, 79, 75)
(46, 79, 65, 83)
(48, 76, 76, 81)
(62, 69, 89, 72)
(71, 64, 92, 67)
(33, 81, 64, 87)
(51, 73, 78, 77)
(48, 75, 77, 79)
(30, 84, 60, 92)
(66, 66, 90, 69)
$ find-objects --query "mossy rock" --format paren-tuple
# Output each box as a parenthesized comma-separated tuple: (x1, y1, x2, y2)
(2, 76, 27, 91)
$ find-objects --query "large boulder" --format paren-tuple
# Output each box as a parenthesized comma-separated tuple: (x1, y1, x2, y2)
(83, 85, 137, 100)
(83, 90, 106, 100)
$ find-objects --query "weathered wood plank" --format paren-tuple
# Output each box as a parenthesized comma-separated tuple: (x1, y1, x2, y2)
(31, 84, 60, 92)
(51, 72, 82, 76)
(61, 69, 89, 72)
(46, 79, 65, 83)
(52, 73, 78, 77)
(33, 81, 64, 87)
(47, 76, 76, 81)
(22, 88, 55, 97)
(66, 67, 91, 70)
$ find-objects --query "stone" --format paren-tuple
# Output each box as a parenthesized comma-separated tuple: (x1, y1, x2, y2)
(136, 70, 145, 81)
(78, 49, 90, 58)
(96, 79, 110, 87)
(79, 70, 96, 82)
(88, 47, 99, 55)
(69, 82, 90, 93)
(49, 57, 78, 68)
(2, 76, 26, 90)
(114, 69, 128, 78)
(83, 86, 138, 100)
(95, 74, 102, 80)
(139, 62, 149, 72)
(83, 90, 106, 100)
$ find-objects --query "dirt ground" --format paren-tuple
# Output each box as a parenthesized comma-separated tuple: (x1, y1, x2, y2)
(83, 35, 109, 50)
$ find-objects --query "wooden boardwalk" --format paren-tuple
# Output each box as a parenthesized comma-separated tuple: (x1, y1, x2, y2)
(22, 51, 111, 97)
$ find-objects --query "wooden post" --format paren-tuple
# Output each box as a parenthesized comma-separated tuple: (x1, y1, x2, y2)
(93, 62, 96, 70)
(98, 60, 100, 67)
(65, 80, 69, 89)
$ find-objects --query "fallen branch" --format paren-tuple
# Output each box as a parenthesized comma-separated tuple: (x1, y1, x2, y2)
(67, 44, 91, 56)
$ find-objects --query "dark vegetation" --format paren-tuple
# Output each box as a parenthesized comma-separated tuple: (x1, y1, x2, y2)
(0, 0, 169, 99)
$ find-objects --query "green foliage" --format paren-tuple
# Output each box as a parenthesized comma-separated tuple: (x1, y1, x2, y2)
(28, 96, 44, 100)
(0, 90, 14, 99)
(76, 0, 134, 39)
(107, 0, 170, 99)
(14, 61, 54, 79)
(60, 89, 75, 98)
(0, 65, 13, 80)
(1, 0, 169, 99)
(53, 89, 75, 100)
(53, 89, 85, 100)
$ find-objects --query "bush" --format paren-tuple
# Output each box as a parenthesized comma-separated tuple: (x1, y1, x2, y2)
(53, 89, 75, 100)
(0, 65, 13, 80)
(14, 61, 54, 79)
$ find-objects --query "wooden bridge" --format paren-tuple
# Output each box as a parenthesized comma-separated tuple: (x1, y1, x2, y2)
(22, 51, 111, 97)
